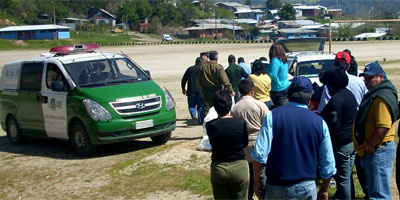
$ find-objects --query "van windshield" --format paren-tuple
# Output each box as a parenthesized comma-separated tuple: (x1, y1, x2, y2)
(64, 58, 149, 88)
(292, 60, 334, 78)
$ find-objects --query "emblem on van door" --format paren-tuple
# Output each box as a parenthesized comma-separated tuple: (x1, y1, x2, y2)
(136, 103, 146, 110)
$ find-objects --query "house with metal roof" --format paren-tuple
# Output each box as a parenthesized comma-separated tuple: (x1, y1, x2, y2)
(183, 23, 244, 39)
(88, 8, 116, 27)
(278, 28, 317, 39)
(0, 24, 71, 40)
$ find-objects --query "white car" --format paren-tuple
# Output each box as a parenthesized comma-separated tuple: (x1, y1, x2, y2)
(277, 37, 335, 87)
(161, 34, 173, 42)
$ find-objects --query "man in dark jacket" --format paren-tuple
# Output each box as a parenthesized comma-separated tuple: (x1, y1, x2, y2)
(225, 55, 248, 102)
(322, 67, 357, 199)
(353, 62, 399, 199)
(181, 57, 204, 125)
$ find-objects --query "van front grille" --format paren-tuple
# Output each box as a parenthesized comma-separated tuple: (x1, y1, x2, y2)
(110, 96, 162, 115)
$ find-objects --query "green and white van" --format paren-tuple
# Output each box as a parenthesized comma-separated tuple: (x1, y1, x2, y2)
(0, 44, 176, 156)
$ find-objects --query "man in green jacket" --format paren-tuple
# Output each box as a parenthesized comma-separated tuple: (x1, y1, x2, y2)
(353, 62, 399, 199)
(197, 51, 234, 119)
(225, 55, 249, 102)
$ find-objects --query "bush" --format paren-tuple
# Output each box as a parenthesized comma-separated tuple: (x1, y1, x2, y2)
(376, 37, 381, 40)
(362, 38, 368, 41)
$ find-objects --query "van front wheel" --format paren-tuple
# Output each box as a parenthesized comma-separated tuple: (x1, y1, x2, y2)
(69, 121, 95, 156)
(151, 132, 171, 144)
(6, 116, 25, 144)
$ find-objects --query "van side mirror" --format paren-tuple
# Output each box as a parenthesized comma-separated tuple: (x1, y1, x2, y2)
(144, 70, 151, 79)
(51, 80, 66, 92)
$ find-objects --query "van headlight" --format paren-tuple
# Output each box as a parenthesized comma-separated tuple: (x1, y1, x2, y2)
(163, 88, 175, 111)
(83, 99, 112, 121)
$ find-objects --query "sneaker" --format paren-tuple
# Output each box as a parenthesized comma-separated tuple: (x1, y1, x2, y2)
(192, 118, 198, 125)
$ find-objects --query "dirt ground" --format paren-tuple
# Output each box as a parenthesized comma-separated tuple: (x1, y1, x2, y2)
(0, 41, 400, 199)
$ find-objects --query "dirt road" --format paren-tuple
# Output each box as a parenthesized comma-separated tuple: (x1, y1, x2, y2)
(0, 41, 399, 199)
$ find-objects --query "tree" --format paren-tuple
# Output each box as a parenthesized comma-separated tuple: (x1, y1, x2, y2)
(337, 24, 354, 38)
(266, 0, 282, 10)
(278, 3, 296, 20)
(151, 3, 183, 26)
(177, 0, 203, 25)
(0, 0, 13, 15)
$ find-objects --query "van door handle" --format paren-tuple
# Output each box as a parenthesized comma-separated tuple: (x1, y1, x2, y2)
(42, 96, 48, 104)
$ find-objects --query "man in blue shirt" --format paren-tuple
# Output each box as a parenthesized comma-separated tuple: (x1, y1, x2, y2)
(252, 76, 336, 200)
(238, 57, 251, 75)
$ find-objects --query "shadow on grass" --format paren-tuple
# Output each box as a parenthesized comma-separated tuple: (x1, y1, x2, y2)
(0, 135, 159, 159)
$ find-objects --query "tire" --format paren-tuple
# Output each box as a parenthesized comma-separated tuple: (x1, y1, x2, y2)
(151, 132, 171, 144)
(69, 120, 96, 156)
(6, 116, 25, 145)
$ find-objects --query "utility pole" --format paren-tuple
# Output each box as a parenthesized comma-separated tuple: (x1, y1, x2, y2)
(125, 9, 128, 35)
(214, 12, 217, 40)
(232, 17, 235, 40)
(53, 1, 56, 24)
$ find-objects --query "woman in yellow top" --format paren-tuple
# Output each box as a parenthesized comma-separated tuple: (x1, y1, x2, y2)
(248, 59, 272, 109)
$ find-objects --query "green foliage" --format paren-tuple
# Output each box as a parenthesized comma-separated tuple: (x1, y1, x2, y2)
(250, 27, 260, 37)
(278, 3, 296, 20)
(214, 7, 234, 19)
(337, 24, 354, 37)
(177, 0, 204, 25)
(152, 3, 183, 26)
(266, 0, 282, 10)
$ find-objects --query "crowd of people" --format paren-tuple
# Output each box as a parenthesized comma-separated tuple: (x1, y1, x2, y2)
(180, 45, 399, 200)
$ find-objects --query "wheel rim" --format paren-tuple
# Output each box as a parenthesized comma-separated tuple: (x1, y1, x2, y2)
(74, 130, 85, 149)
(9, 121, 18, 141)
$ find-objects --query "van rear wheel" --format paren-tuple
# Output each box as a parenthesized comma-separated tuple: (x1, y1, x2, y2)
(69, 121, 95, 156)
(151, 132, 171, 144)
(6, 116, 25, 144)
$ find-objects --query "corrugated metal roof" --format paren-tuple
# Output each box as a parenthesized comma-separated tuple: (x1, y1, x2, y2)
(278, 28, 317, 34)
(184, 24, 244, 31)
(355, 32, 386, 38)
(0, 24, 71, 32)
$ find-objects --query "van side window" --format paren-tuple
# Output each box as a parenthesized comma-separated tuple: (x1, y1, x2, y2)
(46, 63, 66, 90)
(20, 62, 43, 92)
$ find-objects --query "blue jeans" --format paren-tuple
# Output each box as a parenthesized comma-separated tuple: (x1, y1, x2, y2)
(333, 142, 355, 199)
(188, 96, 203, 124)
(361, 141, 396, 200)
(264, 180, 316, 200)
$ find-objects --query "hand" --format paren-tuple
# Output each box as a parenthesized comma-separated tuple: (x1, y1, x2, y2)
(253, 181, 263, 200)
(317, 190, 329, 200)
(182, 89, 186, 95)
(232, 91, 236, 97)
(365, 143, 375, 154)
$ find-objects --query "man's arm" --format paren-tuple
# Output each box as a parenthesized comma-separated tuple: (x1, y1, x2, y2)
(253, 161, 264, 200)
(218, 65, 234, 93)
(181, 69, 189, 95)
(365, 127, 389, 154)
(318, 121, 336, 198)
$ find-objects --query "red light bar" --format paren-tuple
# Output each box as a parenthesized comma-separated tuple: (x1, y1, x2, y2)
(49, 43, 99, 55)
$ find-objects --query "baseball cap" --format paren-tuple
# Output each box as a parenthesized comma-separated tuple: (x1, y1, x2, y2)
(289, 76, 313, 93)
(335, 51, 351, 65)
(359, 62, 384, 76)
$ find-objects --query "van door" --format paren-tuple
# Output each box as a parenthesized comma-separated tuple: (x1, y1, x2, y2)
(41, 62, 68, 139)
(18, 62, 46, 137)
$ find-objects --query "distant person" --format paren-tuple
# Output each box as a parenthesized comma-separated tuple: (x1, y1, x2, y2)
(344, 49, 358, 76)
(318, 51, 367, 111)
(238, 57, 251, 75)
(231, 79, 269, 200)
(197, 50, 234, 118)
(353, 62, 399, 200)
(200, 51, 210, 62)
(206, 91, 249, 199)
(225, 55, 248, 102)
(267, 43, 290, 107)
(249, 60, 272, 109)
(181, 57, 204, 125)
(252, 76, 336, 200)
(259, 57, 270, 74)
(321, 67, 357, 199)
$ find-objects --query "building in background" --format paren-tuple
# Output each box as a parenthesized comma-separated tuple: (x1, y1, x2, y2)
(0, 24, 71, 40)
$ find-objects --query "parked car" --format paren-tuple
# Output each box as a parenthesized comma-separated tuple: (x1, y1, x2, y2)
(0, 43, 176, 156)
(276, 37, 335, 86)
(161, 34, 173, 42)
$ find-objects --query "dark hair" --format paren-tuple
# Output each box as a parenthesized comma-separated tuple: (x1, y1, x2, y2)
(288, 91, 312, 105)
(343, 49, 351, 56)
(238, 79, 254, 95)
(209, 51, 218, 61)
(269, 43, 288, 63)
(213, 90, 232, 116)
(238, 57, 245, 63)
(200, 52, 209, 58)
(228, 55, 235, 63)
(195, 57, 203, 65)
(334, 61, 348, 70)
(259, 57, 268, 62)
(251, 59, 266, 75)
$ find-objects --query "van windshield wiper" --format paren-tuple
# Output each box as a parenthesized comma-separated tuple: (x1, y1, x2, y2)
(79, 82, 107, 87)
